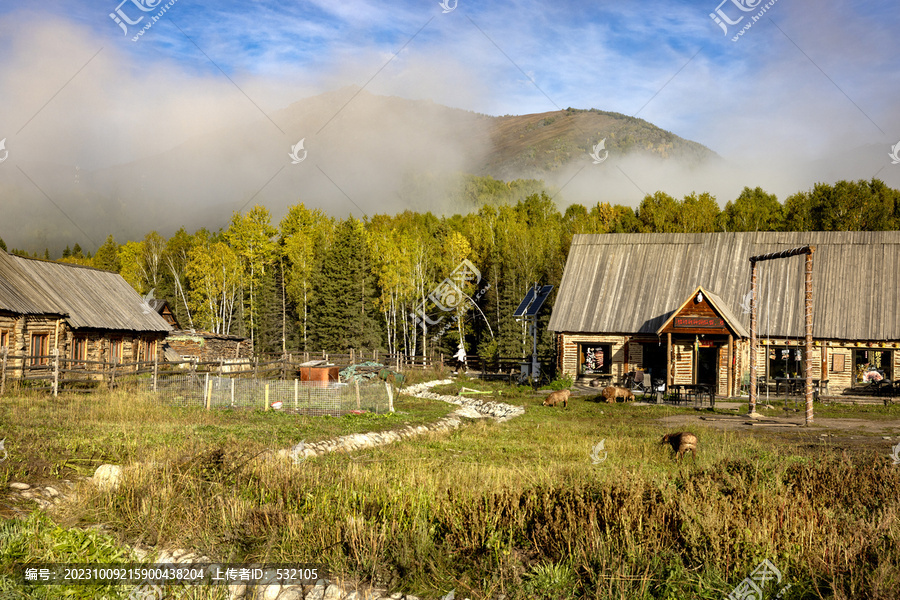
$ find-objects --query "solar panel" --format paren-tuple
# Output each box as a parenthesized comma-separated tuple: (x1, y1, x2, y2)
(513, 286, 538, 318)
(513, 284, 554, 318)
(527, 285, 554, 316)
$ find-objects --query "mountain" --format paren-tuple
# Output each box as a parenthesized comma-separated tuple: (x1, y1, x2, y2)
(0, 88, 719, 253)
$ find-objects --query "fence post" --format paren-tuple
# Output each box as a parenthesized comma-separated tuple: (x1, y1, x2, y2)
(350, 348, 354, 364)
(110, 362, 117, 391)
(0, 347, 7, 396)
(354, 379, 360, 410)
(52, 348, 59, 397)
(294, 378, 298, 409)
(231, 378, 235, 407)
(265, 383, 270, 410)
(153, 354, 158, 393)
(385, 381, 394, 413)
(205, 375, 212, 410)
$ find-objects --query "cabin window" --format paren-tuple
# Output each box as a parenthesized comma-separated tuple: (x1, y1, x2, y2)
(0, 330, 8, 350)
(109, 337, 123, 365)
(853, 348, 892, 385)
(30, 334, 49, 366)
(71, 336, 88, 367)
(767, 346, 803, 380)
(579, 343, 612, 375)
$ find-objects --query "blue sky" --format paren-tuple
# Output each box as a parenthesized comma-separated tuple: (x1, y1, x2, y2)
(0, 0, 898, 241)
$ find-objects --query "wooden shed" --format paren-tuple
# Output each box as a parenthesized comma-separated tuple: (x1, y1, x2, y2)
(548, 232, 900, 396)
(0, 251, 172, 380)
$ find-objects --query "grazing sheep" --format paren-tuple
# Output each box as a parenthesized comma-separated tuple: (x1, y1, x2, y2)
(661, 432, 698, 462)
(602, 386, 634, 403)
(542, 389, 571, 408)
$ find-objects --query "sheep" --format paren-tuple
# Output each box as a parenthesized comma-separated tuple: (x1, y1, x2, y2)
(542, 389, 571, 408)
(661, 432, 699, 462)
(602, 386, 634, 403)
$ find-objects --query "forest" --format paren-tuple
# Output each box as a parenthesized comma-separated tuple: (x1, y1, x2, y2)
(3, 175, 899, 364)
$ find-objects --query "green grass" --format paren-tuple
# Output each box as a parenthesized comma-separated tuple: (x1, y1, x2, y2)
(0, 388, 453, 484)
(2, 378, 900, 600)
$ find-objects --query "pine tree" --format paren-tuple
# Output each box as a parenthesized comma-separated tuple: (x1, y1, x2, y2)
(93, 235, 121, 272)
(309, 218, 383, 352)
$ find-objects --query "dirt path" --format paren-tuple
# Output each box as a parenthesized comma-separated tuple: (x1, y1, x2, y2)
(658, 410, 900, 456)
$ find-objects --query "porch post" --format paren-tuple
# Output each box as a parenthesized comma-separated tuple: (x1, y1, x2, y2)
(666, 333, 672, 387)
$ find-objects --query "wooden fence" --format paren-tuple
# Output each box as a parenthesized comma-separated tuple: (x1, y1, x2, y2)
(0, 346, 557, 397)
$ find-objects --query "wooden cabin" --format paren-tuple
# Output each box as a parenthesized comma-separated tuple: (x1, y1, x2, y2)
(164, 330, 251, 362)
(548, 232, 900, 397)
(148, 298, 181, 329)
(0, 251, 171, 380)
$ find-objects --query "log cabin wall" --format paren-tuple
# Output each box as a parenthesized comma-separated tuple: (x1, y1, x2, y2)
(558, 333, 629, 382)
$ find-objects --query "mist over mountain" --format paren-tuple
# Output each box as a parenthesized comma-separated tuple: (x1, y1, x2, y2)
(1, 87, 727, 253)
(3, 88, 898, 256)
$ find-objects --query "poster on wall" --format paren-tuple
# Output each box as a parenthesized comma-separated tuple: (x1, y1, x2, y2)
(582, 346, 607, 374)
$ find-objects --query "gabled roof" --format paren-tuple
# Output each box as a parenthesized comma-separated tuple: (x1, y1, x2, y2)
(655, 286, 750, 338)
(0, 252, 172, 332)
(548, 231, 900, 340)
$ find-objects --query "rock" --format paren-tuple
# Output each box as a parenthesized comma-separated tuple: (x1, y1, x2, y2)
(92, 464, 123, 490)
(306, 584, 326, 600)
(278, 588, 303, 600)
(229, 583, 247, 599)
(44, 486, 60, 497)
(9, 482, 30, 490)
(323, 584, 343, 600)
(261, 582, 282, 600)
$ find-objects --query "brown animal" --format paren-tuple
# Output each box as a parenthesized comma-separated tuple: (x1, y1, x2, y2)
(661, 432, 698, 461)
(602, 386, 634, 403)
(542, 389, 570, 408)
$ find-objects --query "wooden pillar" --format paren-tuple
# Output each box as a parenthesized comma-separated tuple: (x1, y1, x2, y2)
(727, 334, 734, 398)
(804, 248, 815, 425)
(666, 333, 672, 387)
(0, 347, 7, 396)
(749, 259, 758, 415)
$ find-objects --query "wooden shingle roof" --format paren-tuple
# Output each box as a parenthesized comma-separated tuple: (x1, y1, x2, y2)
(548, 231, 900, 341)
(0, 252, 172, 332)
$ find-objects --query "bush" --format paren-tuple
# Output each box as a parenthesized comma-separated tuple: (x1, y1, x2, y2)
(546, 375, 573, 391)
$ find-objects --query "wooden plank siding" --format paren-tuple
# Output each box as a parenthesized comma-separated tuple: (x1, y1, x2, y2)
(549, 232, 900, 341)
(0, 251, 171, 383)
(550, 233, 900, 394)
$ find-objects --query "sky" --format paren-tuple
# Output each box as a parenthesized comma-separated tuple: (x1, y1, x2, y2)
(0, 0, 898, 250)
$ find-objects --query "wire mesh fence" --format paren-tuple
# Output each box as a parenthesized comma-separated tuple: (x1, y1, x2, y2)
(143, 373, 393, 415)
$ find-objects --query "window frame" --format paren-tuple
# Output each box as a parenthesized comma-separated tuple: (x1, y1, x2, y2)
(579, 343, 613, 375)
(30, 333, 50, 367)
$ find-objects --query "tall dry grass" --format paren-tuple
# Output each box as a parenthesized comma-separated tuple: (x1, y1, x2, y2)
(59, 404, 900, 600)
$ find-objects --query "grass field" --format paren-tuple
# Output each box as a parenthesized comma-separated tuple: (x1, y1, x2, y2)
(2, 375, 900, 600)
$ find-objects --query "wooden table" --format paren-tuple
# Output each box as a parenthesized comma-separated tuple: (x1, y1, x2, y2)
(670, 384, 714, 407)
(775, 377, 820, 397)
